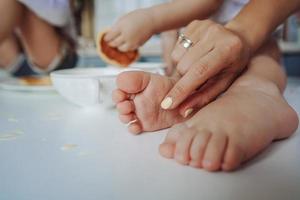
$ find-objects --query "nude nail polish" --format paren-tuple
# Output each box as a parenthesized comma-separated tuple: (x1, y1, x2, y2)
(184, 108, 194, 118)
(161, 97, 173, 109)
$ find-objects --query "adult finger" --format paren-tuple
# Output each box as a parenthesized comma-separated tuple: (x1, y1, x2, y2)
(171, 20, 213, 64)
(176, 37, 214, 75)
(179, 74, 235, 118)
(160, 48, 229, 110)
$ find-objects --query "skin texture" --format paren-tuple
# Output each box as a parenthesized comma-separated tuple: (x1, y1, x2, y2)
(114, 40, 298, 171)
(0, 0, 63, 70)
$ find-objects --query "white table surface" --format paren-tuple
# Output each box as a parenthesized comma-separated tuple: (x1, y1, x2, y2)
(0, 78, 300, 200)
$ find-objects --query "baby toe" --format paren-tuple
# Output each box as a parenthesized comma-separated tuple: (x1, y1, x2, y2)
(116, 100, 135, 114)
(202, 133, 228, 171)
(163, 124, 187, 144)
(116, 71, 150, 94)
(127, 121, 143, 135)
(119, 113, 136, 124)
(159, 124, 186, 160)
(159, 143, 175, 159)
(222, 141, 245, 171)
(174, 128, 197, 165)
(189, 130, 211, 168)
(112, 89, 128, 103)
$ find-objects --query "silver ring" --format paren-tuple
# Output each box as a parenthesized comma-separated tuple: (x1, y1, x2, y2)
(179, 33, 193, 49)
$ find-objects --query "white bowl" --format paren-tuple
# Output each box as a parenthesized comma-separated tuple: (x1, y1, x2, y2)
(50, 63, 165, 107)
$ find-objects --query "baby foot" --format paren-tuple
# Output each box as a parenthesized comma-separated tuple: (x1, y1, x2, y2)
(113, 71, 188, 134)
(159, 77, 298, 171)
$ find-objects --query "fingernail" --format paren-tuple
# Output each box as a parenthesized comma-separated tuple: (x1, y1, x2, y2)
(184, 108, 194, 118)
(189, 160, 201, 168)
(175, 154, 188, 165)
(127, 119, 138, 126)
(203, 160, 212, 168)
(161, 97, 173, 110)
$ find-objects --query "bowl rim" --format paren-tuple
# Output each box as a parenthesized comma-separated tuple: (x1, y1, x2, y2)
(50, 67, 121, 79)
(50, 63, 166, 79)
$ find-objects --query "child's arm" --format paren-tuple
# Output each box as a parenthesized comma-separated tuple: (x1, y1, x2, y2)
(104, 0, 223, 52)
(225, 0, 300, 54)
(149, 0, 222, 32)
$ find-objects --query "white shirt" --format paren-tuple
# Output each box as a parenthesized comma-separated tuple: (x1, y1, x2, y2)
(212, 0, 250, 24)
(17, 0, 73, 27)
(17, 0, 76, 38)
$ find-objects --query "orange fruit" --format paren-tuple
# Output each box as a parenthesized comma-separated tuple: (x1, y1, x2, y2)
(18, 76, 52, 86)
(97, 31, 139, 67)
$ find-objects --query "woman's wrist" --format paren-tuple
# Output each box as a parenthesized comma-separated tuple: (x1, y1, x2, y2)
(225, 20, 255, 55)
(225, 18, 268, 55)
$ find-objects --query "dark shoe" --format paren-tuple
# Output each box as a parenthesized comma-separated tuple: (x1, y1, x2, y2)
(12, 49, 78, 77)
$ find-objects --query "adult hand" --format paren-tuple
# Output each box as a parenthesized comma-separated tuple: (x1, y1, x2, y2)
(161, 30, 178, 75)
(104, 9, 155, 52)
(160, 20, 251, 117)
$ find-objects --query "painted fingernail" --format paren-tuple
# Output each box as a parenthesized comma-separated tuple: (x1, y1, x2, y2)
(161, 97, 173, 109)
(184, 108, 194, 118)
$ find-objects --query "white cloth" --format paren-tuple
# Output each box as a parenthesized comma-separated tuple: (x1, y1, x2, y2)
(17, 0, 76, 39)
(18, 0, 72, 27)
(212, 0, 249, 24)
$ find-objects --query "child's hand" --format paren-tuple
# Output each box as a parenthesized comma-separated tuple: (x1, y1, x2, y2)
(104, 9, 155, 52)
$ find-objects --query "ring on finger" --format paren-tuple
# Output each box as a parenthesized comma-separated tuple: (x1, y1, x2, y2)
(179, 33, 193, 49)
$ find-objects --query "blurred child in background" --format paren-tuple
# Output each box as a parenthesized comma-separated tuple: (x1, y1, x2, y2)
(0, 0, 78, 77)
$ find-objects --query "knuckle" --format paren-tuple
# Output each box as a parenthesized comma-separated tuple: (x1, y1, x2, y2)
(189, 20, 214, 32)
(176, 61, 187, 74)
(207, 24, 223, 34)
(189, 20, 201, 27)
(219, 36, 243, 63)
(229, 35, 243, 52)
(193, 63, 209, 77)
(172, 83, 186, 97)
(171, 51, 180, 64)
